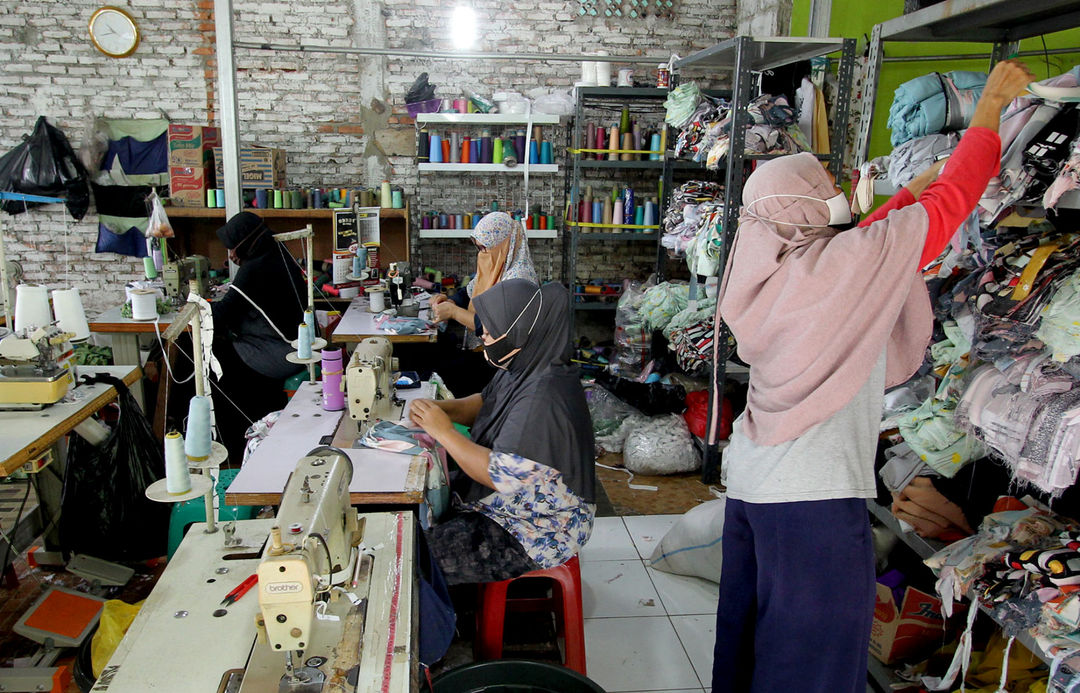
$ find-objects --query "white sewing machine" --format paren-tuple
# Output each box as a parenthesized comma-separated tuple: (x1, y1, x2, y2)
(93, 449, 416, 693)
(0, 325, 75, 409)
(345, 337, 402, 435)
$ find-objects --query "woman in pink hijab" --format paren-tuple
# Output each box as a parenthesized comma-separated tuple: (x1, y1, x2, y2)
(711, 60, 1034, 693)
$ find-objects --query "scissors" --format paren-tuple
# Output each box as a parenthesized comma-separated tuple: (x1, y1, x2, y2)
(220, 574, 258, 607)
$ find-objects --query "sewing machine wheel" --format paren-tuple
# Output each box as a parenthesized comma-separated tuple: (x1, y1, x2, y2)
(279, 667, 325, 693)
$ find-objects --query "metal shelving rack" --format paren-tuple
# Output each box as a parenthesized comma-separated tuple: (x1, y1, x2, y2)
(673, 35, 857, 483)
(563, 87, 670, 319)
(851, 5, 1080, 689)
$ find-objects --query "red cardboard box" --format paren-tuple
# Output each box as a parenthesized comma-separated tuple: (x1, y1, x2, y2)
(211, 147, 286, 189)
(168, 124, 220, 168)
(169, 165, 213, 207)
(869, 583, 953, 665)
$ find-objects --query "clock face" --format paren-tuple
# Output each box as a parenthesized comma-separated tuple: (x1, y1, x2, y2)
(89, 7, 139, 58)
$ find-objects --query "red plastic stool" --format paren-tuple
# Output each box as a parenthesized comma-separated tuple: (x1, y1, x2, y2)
(475, 556, 587, 676)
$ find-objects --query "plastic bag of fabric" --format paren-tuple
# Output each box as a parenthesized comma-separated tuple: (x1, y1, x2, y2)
(60, 373, 170, 561)
(0, 116, 89, 219)
(639, 282, 689, 332)
(648, 497, 725, 582)
(597, 371, 687, 416)
(588, 384, 648, 454)
(406, 73, 437, 104)
(91, 600, 143, 677)
(624, 414, 699, 475)
(613, 279, 649, 377)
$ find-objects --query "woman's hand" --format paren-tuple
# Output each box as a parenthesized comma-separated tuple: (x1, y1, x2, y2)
(431, 301, 459, 324)
(969, 60, 1037, 131)
(891, 477, 973, 539)
(409, 398, 455, 440)
(429, 293, 448, 307)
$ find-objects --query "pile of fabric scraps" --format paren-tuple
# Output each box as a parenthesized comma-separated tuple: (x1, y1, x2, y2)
(359, 419, 433, 455)
(372, 314, 435, 335)
(661, 180, 725, 258)
(897, 389, 988, 480)
(670, 91, 731, 161)
(956, 355, 1080, 498)
(664, 82, 703, 129)
(887, 70, 987, 147)
(1037, 270, 1080, 363)
(662, 297, 717, 376)
(638, 281, 689, 332)
(925, 505, 1080, 669)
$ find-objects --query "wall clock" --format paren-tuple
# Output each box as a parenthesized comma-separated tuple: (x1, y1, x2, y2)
(89, 6, 140, 58)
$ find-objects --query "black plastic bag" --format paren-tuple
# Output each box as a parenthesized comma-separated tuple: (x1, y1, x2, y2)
(405, 73, 437, 104)
(0, 116, 90, 220)
(60, 373, 170, 561)
(596, 372, 687, 416)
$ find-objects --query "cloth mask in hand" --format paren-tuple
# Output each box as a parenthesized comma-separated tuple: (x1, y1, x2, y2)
(744, 190, 852, 228)
(482, 288, 543, 370)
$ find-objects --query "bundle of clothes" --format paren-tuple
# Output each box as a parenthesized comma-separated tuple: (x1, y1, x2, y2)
(661, 180, 725, 260)
(665, 82, 811, 170)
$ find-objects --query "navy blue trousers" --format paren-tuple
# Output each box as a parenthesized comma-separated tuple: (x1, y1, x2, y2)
(711, 498, 875, 693)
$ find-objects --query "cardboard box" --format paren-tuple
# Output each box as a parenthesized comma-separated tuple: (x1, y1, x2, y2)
(169, 165, 213, 207)
(212, 147, 286, 190)
(168, 124, 220, 168)
(869, 583, 951, 665)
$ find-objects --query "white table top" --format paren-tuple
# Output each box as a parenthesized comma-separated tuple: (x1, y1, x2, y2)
(0, 365, 140, 476)
(224, 381, 437, 505)
(331, 297, 437, 343)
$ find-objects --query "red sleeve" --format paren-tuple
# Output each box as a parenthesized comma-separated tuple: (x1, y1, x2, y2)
(913, 127, 1001, 267)
(858, 188, 916, 228)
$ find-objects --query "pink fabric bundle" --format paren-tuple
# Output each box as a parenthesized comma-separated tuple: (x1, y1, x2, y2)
(717, 152, 933, 445)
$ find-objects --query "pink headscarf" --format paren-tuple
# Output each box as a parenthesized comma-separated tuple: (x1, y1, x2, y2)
(717, 152, 933, 446)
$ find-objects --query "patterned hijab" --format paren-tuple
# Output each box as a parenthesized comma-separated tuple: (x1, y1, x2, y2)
(466, 212, 538, 305)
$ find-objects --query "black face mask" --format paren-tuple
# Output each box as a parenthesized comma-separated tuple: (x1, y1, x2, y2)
(481, 288, 543, 371)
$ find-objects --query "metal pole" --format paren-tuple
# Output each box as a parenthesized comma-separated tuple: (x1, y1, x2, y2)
(0, 217, 11, 330)
(828, 38, 857, 181)
(214, 0, 242, 223)
(186, 281, 217, 534)
(854, 24, 884, 169)
(306, 225, 316, 384)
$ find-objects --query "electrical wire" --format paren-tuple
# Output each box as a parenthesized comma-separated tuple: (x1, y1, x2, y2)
(0, 479, 33, 579)
(220, 283, 292, 344)
(1041, 35, 1052, 80)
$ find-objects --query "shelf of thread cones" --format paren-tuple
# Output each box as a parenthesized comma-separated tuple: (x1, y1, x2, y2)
(165, 207, 408, 218)
(415, 113, 562, 126)
(418, 163, 559, 174)
(419, 229, 558, 240)
(576, 159, 666, 169)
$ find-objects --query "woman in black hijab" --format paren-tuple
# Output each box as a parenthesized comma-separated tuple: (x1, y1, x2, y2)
(408, 279, 596, 584)
(169, 212, 306, 462)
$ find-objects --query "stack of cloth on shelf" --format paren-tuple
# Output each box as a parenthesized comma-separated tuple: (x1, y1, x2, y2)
(887, 70, 987, 147)
(661, 180, 724, 259)
(662, 297, 717, 376)
(667, 82, 811, 170)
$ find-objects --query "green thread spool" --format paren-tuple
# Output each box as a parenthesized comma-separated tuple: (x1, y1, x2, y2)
(273, 189, 283, 209)
(492, 137, 504, 164)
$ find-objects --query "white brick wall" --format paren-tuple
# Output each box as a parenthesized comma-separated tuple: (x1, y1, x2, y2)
(0, 0, 737, 318)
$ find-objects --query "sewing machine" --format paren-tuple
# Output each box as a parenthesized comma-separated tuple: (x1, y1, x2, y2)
(91, 450, 416, 693)
(0, 326, 75, 409)
(345, 337, 402, 435)
(162, 255, 210, 304)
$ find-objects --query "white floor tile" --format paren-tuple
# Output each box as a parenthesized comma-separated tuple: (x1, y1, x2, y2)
(623, 514, 681, 559)
(582, 559, 664, 618)
(584, 616, 702, 692)
(646, 567, 719, 616)
(671, 615, 715, 689)
(580, 516, 639, 562)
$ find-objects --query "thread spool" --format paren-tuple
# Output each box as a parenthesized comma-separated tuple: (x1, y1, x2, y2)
(368, 287, 386, 313)
(650, 133, 662, 161)
(130, 289, 157, 321)
(602, 199, 613, 226)
(273, 189, 283, 209)
(585, 123, 596, 159)
(293, 189, 303, 209)
(253, 188, 266, 208)
(633, 123, 642, 159)
(13, 285, 48, 334)
(206, 189, 215, 208)
(441, 139, 450, 163)
(529, 140, 539, 164)
(321, 348, 346, 412)
(461, 137, 471, 163)
(297, 322, 312, 359)
(449, 133, 460, 163)
(608, 126, 620, 161)
(429, 134, 443, 163)
(580, 60, 597, 86)
(153, 243, 164, 272)
(418, 130, 430, 161)
(547, 215, 555, 230)
(613, 199, 624, 226)
(635, 205, 645, 226)
(142, 256, 158, 280)
(455, 214, 464, 228)
(592, 200, 603, 224)
(470, 139, 480, 163)
(492, 138, 503, 164)
(184, 395, 212, 462)
(595, 54, 611, 86)
(620, 105, 631, 134)
(216, 189, 225, 208)
(51, 288, 90, 341)
(303, 309, 315, 340)
(165, 431, 191, 494)
(621, 132, 634, 161)
(514, 132, 526, 161)
(582, 198, 593, 223)
(480, 132, 492, 163)
(624, 187, 635, 216)
(380, 180, 392, 208)
(540, 141, 553, 165)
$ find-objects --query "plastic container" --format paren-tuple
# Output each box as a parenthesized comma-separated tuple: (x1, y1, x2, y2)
(406, 99, 442, 118)
(430, 660, 606, 693)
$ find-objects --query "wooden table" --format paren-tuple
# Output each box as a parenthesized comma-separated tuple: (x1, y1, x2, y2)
(331, 297, 438, 344)
(223, 381, 437, 506)
(88, 305, 180, 407)
(0, 365, 141, 477)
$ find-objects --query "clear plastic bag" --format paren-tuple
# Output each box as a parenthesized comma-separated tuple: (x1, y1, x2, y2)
(624, 414, 700, 475)
(146, 190, 173, 238)
(613, 279, 649, 378)
(588, 385, 648, 454)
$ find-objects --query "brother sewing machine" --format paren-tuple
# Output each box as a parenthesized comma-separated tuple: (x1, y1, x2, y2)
(91, 449, 416, 693)
(345, 337, 403, 436)
(0, 325, 75, 409)
(162, 255, 210, 304)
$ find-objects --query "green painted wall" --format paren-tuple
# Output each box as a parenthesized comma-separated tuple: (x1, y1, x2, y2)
(789, 0, 1080, 162)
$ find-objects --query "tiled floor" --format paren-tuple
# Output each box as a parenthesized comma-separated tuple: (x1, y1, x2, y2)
(582, 515, 716, 693)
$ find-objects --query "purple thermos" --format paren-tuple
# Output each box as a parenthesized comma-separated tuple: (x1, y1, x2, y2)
(322, 348, 346, 411)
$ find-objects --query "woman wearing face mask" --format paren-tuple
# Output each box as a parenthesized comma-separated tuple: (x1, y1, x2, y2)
(426, 211, 538, 396)
(408, 279, 596, 584)
(710, 60, 1034, 693)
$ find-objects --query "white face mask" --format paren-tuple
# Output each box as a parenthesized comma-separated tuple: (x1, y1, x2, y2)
(744, 190, 852, 228)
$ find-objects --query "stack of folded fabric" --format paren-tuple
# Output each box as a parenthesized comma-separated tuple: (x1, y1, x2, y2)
(887, 70, 987, 147)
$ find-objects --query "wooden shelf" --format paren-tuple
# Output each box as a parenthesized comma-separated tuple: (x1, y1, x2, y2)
(164, 207, 408, 219)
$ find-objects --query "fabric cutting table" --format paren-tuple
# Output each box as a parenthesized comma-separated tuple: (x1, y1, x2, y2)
(330, 297, 438, 344)
(224, 381, 438, 506)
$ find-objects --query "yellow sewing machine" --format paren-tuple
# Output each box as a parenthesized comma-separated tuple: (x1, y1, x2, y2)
(0, 325, 75, 409)
(345, 337, 402, 435)
(93, 449, 416, 692)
